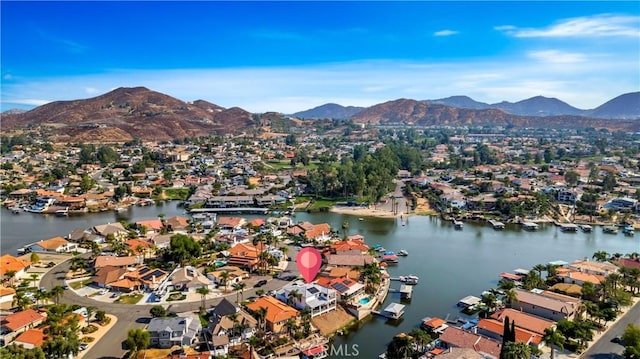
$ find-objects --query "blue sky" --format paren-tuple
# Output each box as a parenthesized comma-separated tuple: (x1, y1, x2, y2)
(2, 1, 639, 113)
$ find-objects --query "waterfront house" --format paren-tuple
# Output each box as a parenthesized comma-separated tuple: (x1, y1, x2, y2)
(275, 280, 337, 317)
(0, 309, 46, 344)
(330, 239, 369, 254)
(28, 236, 76, 253)
(315, 276, 365, 302)
(148, 315, 202, 349)
(165, 216, 190, 232)
(476, 318, 543, 349)
(490, 309, 555, 336)
(136, 219, 164, 234)
(150, 234, 172, 250)
(616, 257, 640, 270)
(326, 253, 375, 268)
(245, 295, 300, 334)
(92, 222, 129, 241)
(556, 268, 605, 286)
(568, 259, 619, 277)
(0, 254, 31, 285)
(512, 289, 580, 322)
(421, 317, 449, 334)
(217, 217, 246, 233)
(438, 326, 501, 359)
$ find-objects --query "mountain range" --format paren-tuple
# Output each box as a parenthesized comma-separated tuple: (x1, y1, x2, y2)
(2, 87, 638, 142)
(293, 92, 640, 119)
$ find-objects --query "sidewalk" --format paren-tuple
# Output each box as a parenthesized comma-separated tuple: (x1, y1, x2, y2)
(77, 314, 118, 359)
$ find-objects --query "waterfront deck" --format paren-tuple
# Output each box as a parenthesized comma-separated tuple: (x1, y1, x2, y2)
(488, 220, 505, 230)
(189, 207, 269, 214)
(372, 302, 405, 320)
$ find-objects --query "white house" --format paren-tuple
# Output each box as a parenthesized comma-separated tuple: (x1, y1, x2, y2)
(275, 280, 337, 317)
(27, 237, 77, 253)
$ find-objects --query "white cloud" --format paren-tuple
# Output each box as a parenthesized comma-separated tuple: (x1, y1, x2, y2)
(434, 29, 459, 37)
(497, 14, 640, 38)
(9, 99, 51, 106)
(528, 50, 588, 64)
(84, 87, 100, 94)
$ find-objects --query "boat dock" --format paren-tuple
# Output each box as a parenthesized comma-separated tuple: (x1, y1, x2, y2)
(390, 275, 419, 285)
(189, 207, 269, 214)
(389, 285, 413, 299)
(559, 223, 578, 232)
(522, 222, 539, 231)
(372, 302, 405, 320)
(488, 220, 505, 230)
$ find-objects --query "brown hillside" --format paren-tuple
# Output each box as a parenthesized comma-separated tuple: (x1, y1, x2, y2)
(1, 87, 256, 142)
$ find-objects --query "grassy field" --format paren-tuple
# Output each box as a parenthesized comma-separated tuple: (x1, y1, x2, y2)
(306, 198, 342, 212)
(163, 187, 191, 200)
(69, 279, 93, 290)
(115, 294, 143, 304)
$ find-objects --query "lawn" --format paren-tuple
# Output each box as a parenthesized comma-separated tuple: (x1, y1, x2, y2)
(69, 279, 93, 290)
(306, 198, 341, 212)
(163, 187, 191, 200)
(115, 294, 143, 304)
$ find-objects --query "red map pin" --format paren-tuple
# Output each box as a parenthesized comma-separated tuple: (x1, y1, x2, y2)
(297, 247, 322, 283)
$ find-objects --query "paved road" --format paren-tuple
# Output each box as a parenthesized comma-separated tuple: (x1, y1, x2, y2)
(42, 249, 301, 359)
(581, 299, 640, 359)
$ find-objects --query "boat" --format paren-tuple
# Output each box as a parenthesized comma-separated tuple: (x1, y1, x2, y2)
(374, 245, 386, 252)
(9, 206, 21, 214)
(381, 254, 399, 263)
(623, 225, 635, 236)
(453, 220, 464, 230)
(579, 224, 593, 233)
(522, 222, 539, 231)
(559, 223, 578, 232)
(55, 207, 69, 217)
(398, 249, 408, 256)
(603, 225, 619, 234)
(114, 206, 128, 212)
(358, 217, 364, 221)
(398, 275, 419, 285)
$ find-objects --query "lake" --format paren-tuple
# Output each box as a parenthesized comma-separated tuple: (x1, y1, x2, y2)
(1, 203, 638, 358)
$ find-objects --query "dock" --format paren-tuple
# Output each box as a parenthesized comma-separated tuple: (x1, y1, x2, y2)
(457, 295, 481, 308)
(189, 207, 269, 214)
(389, 285, 413, 299)
(559, 223, 578, 232)
(522, 222, 538, 231)
(488, 220, 505, 230)
(390, 275, 419, 285)
(372, 302, 405, 320)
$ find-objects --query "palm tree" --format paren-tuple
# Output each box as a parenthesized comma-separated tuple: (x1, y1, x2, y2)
(228, 312, 239, 338)
(503, 288, 517, 308)
(386, 334, 414, 359)
(12, 291, 32, 310)
(409, 329, 431, 352)
(236, 282, 247, 303)
(3, 270, 16, 286)
(49, 285, 64, 305)
(501, 341, 531, 359)
(285, 318, 298, 337)
(29, 273, 39, 289)
(253, 307, 268, 332)
(86, 306, 96, 324)
(542, 328, 565, 359)
(287, 289, 302, 308)
(219, 271, 230, 292)
(342, 220, 349, 240)
(481, 292, 498, 313)
(532, 264, 546, 278)
(196, 285, 210, 312)
(592, 251, 609, 262)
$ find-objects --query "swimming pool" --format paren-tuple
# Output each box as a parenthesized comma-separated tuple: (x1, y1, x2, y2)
(358, 297, 371, 305)
(214, 260, 227, 267)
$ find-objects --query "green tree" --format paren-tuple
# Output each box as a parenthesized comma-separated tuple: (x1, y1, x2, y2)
(167, 234, 201, 265)
(150, 305, 166, 318)
(501, 342, 531, 359)
(125, 328, 150, 358)
(543, 328, 565, 359)
(196, 285, 210, 312)
(30, 252, 40, 265)
(386, 334, 415, 359)
(622, 323, 640, 359)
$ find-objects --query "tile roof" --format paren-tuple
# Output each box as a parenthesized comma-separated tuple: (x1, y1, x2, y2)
(94, 255, 138, 268)
(514, 289, 579, 314)
(93, 266, 127, 286)
(490, 309, 555, 335)
(439, 327, 501, 359)
(0, 286, 16, 297)
(0, 254, 30, 276)
(33, 236, 68, 251)
(477, 319, 542, 345)
(136, 219, 164, 231)
(13, 328, 45, 347)
(246, 295, 299, 324)
(2, 309, 45, 331)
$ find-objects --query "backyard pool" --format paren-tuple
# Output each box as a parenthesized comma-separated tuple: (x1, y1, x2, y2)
(358, 296, 371, 305)
(214, 260, 227, 267)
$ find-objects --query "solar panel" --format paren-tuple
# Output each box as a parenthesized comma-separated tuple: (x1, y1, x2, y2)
(308, 287, 319, 294)
(344, 279, 352, 285)
(151, 270, 165, 277)
(331, 283, 348, 292)
(138, 267, 150, 275)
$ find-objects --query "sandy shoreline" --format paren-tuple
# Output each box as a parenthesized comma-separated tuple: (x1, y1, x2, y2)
(329, 205, 407, 218)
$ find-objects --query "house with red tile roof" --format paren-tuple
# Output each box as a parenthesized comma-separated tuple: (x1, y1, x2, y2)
(512, 289, 580, 322)
(490, 308, 555, 336)
(12, 328, 45, 349)
(94, 255, 141, 269)
(124, 239, 155, 257)
(617, 257, 640, 269)
(0, 286, 16, 310)
(0, 254, 31, 284)
(476, 318, 543, 349)
(136, 219, 164, 233)
(330, 239, 369, 254)
(0, 309, 46, 343)
(217, 217, 246, 232)
(438, 326, 501, 359)
(165, 216, 190, 232)
(556, 268, 605, 286)
(315, 276, 365, 302)
(245, 295, 300, 334)
(93, 266, 127, 288)
(227, 242, 265, 271)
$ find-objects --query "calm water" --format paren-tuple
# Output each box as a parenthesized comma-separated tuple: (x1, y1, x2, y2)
(1, 204, 638, 358)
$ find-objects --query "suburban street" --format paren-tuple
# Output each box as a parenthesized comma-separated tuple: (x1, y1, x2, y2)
(581, 299, 640, 359)
(41, 245, 301, 359)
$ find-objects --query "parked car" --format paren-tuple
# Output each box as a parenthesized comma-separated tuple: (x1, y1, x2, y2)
(79, 343, 89, 351)
(612, 336, 624, 345)
(98, 289, 108, 295)
(254, 279, 268, 287)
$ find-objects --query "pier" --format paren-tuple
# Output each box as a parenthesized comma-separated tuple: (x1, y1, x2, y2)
(390, 275, 419, 285)
(189, 207, 269, 214)
(488, 219, 505, 230)
(389, 284, 413, 299)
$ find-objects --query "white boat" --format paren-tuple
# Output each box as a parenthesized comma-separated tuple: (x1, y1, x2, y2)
(454, 220, 464, 230)
(358, 217, 364, 221)
(398, 249, 408, 256)
(398, 275, 419, 285)
(9, 206, 21, 214)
